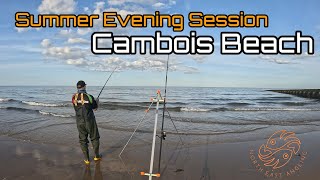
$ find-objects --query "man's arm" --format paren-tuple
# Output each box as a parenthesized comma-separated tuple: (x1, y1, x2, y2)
(91, 95, 98, 110)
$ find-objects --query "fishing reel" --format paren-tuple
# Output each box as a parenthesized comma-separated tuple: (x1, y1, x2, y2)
(157, 131, 166, 140)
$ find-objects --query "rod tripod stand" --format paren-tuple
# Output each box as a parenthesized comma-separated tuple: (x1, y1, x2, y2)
(119, 90, 183, 180)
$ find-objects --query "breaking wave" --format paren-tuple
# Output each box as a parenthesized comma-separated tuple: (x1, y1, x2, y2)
(233, 108, 320, 111)
(39, 111, 73, 118)
(22, 101, 67, 107)
(0, 98, 15, 102)
(0, 98, 68, 107)
(2, 107, 73, 118)
(179, 107, 320, 112)
(180, 107, 213, 112)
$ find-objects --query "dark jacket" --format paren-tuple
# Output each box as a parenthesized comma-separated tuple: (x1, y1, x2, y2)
(72, 92, 98, 122)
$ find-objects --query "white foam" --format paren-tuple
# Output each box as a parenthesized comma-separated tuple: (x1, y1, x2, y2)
(39, 110, 72, 118)
(0, 98, 11, 102)
(22, 101, 65, 107)
(180, 107, 211, 112)
(234, 108, 320, 111)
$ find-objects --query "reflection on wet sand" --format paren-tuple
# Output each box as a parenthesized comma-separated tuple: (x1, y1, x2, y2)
(2, 131, 320, 180)
(83, 162, 103, 180)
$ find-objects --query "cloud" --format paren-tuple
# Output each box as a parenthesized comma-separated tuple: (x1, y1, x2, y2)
(88, 56, 199, 73)
(42, 42, 88, 60)
(152, 2, 166, 8)
(258, 55, 296, 64)
(258, 51, 320, 65)
(107, 0, 176, 9)
(66, 58, 89, 67)
(67, 38, 90, 44)
(95, 1, 105, 12)
(38, 0, 76, 14)
(169, 0, 176, 5)
(58, 29, 73, 37)
(188, 54, 210, 63)
(84, 7, 90, 12)
(107, 0, 126, 6)
(15, 27, 40, 33)
(15, 27, 29, 33)
(41, 39, 51, 48)
(77, 28, 92, 35)
(291, 52, 317, 59)
(108, 0, 157, 6)
(41, 40, 198, 73)
(38, 0, 197, 74)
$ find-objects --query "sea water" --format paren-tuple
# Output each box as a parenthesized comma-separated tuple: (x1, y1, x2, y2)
(0, 86, 319, 145)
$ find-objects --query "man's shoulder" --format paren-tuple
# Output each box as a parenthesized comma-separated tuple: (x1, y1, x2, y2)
(86, 93, 94, 98)
(85, 94, 95, 102)
(72, 92, 94, 100)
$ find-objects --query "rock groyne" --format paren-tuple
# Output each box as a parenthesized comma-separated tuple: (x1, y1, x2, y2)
(268, 89, 320, 99)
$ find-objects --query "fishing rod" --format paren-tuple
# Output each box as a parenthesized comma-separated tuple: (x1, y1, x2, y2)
(157, 55, 184, 173)
(96, 67, 117, 100)
(157, 55, 169, 172)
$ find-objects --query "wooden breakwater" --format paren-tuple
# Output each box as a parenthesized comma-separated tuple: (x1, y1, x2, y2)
(268, 89, 320, 99)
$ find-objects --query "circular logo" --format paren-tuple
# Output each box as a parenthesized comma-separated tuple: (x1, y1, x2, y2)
(258, 130, 301, 169)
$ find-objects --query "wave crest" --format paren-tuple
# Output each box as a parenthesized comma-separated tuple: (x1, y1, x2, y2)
(39, 110, 73, 118)
(2, 107, 73, 118)
(22, 101, 67, 107)
(0, 98, 14, 102)
(180, 107, 212, 112)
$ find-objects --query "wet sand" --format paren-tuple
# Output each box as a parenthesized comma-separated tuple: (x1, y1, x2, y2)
(0, 130, 320, 180)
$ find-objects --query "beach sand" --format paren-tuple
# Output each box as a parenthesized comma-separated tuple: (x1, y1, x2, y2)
(0, 130, 319, 180)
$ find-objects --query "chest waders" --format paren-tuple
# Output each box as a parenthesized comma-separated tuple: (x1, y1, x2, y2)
(73, 93, 100, 162)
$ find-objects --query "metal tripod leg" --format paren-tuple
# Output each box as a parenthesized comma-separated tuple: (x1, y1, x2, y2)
(119, 91, 165, 179)
(141, 91, 164, 179)
(148, 93, 160, 180)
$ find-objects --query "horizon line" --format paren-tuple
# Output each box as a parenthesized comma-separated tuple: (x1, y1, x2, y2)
(0, 85, 318, 90)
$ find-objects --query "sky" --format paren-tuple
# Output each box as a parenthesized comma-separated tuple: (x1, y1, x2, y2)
(0, 0, 319, 88)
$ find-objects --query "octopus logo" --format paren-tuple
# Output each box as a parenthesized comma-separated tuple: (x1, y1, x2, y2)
(258, 130, 301, 169)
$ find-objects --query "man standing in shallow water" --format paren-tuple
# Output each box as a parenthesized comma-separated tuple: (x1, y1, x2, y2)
(72, 80, 101, 164)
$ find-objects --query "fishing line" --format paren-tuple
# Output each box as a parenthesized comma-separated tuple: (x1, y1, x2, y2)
(164, 107, 184, 145)
(119, 101, 154, 157)
(97, 67, 118, 100)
